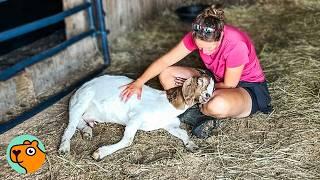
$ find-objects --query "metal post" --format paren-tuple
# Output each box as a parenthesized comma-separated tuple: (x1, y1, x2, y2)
(94, 0, 111, 65)
(86, 0, 95, 31)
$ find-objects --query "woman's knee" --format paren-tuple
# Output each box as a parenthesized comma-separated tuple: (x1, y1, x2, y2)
(159, 67, 177, 89)
(159, 67, 174, 81)
(202, 95, 230, 118)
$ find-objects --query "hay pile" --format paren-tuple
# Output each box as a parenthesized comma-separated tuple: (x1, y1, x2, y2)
(0, 0, 319, 179)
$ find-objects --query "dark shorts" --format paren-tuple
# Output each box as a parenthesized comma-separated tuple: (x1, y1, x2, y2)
(238, 81, 272, 115)
(196, 68, 272, 115)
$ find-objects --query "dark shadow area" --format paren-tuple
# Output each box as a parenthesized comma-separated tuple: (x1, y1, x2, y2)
(0, 0, 65, 70)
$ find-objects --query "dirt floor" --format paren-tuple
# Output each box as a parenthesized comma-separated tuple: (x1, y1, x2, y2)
(1, 0, 320, 179)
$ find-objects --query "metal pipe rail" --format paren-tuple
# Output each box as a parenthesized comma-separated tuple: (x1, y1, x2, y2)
(0, 2, 91, 42)
(0, 0, 110, 134)
(0, 30, 96, 80)
(0, 0, 110, 81)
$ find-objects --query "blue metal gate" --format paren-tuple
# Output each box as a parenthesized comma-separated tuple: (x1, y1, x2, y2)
(0, 0, 110, 133)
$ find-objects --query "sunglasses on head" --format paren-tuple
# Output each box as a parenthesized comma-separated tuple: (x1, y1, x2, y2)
(192, 23, 215, 34)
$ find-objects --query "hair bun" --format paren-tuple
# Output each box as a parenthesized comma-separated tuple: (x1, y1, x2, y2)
(203, 4, 224, 21)
(211, 4, 223, 9)
(193, 4, 225, 41)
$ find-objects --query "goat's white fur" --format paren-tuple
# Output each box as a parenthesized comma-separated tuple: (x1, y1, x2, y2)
(58, 75, 214, 160)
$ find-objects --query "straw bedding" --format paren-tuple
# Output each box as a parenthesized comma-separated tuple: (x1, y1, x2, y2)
(0, 0, 319, 179)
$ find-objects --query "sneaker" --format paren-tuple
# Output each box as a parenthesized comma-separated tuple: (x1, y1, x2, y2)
(178, 104, 220, 139)
(178, 104, 204, 126)
(191, 117, 219, 139)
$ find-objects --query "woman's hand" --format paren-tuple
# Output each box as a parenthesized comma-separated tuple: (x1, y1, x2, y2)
(119, 79, 144, 102)
(174, 77, 187, 86)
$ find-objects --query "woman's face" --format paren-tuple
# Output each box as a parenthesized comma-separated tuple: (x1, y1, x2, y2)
(194, 38, 219, 55)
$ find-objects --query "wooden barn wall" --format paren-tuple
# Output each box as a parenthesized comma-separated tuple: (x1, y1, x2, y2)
(103, 0, 256, 40)
(63, 0, 89, 39)
(104, 0, 182, 40)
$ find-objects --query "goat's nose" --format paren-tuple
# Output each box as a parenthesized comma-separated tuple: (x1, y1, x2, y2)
(13, 150, 21, 156)
(206, 93, 210, 98)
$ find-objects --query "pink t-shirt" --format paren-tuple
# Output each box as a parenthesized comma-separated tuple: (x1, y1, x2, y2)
(182, 25, 265, 83)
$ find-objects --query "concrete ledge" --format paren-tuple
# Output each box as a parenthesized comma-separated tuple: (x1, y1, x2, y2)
(0, 36, 103, 123)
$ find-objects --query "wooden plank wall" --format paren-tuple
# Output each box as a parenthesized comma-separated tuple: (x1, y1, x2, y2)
(63, 0, 88, 39)
(103, 0, 255, 40)
(63, 0, 257, 41)
(104, 0, 185, 40)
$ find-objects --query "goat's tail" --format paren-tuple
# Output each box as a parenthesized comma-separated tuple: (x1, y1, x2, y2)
(61, 85, 95, 142)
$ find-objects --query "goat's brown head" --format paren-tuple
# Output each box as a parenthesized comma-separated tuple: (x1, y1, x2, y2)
(166, 75, 215, 110)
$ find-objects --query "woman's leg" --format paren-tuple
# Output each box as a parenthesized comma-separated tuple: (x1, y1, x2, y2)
(159, 66, 252, 118)
(158, 66, 201, 90)
(201, 88, 252, 118)
(159, 66, 253, 138)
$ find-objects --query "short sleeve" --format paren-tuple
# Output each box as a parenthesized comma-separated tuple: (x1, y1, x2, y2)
(182, 32, 197, 51)
(226, 42, 249, 68)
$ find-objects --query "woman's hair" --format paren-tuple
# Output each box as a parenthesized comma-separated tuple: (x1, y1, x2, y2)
(192, 4, 225, 42)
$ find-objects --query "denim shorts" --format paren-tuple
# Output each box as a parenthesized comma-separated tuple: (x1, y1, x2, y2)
(196, 68, 272, 115)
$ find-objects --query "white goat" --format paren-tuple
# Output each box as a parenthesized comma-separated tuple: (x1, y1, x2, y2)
(58, 74, 214, 160)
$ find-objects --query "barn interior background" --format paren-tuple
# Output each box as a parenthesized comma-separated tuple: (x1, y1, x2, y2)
(0, 0, 319, 179)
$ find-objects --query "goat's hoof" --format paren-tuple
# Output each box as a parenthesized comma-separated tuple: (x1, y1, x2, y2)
(82, 132, 92, 141)
(92, 149, 103, 161)
(185, 141, 199, 153)
(58, 142, 70, 155)
(81, 127, 93, 141)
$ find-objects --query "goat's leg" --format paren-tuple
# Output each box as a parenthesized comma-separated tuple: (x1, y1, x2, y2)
(92, 122, 140, 161)
(59, 114, 89, 154)
(80, 123, 93, 141)
(81, 113, 99, 141)
(165, 126, 199, 152)
(58, 120, 82, 154)
(59, 80, 94, 154)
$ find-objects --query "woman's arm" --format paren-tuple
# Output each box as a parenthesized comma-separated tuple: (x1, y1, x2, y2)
(137, 41, 192, 84)
(215, 64, 244, 89)
(120, 41, 192, 102)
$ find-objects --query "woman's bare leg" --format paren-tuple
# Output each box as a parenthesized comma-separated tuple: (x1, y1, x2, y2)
(201, 88, 252, 118)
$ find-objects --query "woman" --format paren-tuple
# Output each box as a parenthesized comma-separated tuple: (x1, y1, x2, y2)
(120, 4, 272, 138)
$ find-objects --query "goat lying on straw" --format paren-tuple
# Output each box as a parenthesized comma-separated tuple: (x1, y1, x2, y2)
(58, 74, 214, 160)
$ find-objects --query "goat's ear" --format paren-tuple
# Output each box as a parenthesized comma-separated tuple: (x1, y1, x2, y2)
(197, 77, 203, 86)
(182, 77, 197, 106)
